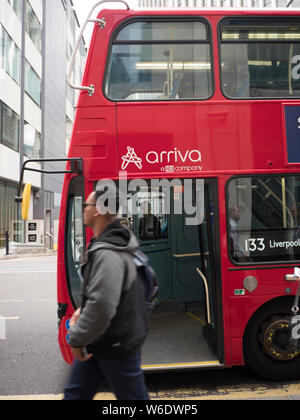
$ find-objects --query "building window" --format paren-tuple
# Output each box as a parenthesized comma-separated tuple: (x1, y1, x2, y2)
(26, 0, 42, 52)
(24, 122, 41, 158)
(106, 19, 213, 101)
(0, 24, 20, 84)
(6, 0, 22, 20)
(221, 18, 300, 98)
(61, 0, 67, 11)
(0, 180, 23, 248)
(66, 115, 72, 153)
(68, 9, 76, 45)
(0, 101, 19, 152)
(25, 60, 41, 106)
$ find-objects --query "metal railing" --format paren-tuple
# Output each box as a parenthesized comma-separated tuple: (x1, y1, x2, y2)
(67, 0, 130, 97)
(0, 232, 10, 255)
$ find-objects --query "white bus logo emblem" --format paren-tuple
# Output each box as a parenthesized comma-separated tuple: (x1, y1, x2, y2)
(121, 147, 143, 170)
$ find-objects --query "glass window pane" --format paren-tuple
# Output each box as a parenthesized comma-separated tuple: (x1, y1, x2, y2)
(66, 177, 85, 308)
(1, 101, 19, 152)
(221, 18, 300, 98)
(3, 28, 13, 76)
(0, 181, 5, 248)
(116, 21, 207, 42)
(0, 25, 4, 69)
(6, 183, 23, 243)
(26, 0, 41, 51)
(0, 180, 23, 246)
(120, 183, 168, 243)
(222, 19, 300, 42)
(0, 25, 20, 83)
(227, 176, 300, 263)
(72, 197, 84, 265)
(12, 0, 22, 20)
(25, 61, 41, 106)
(222, 43, 300, 98)
(24, 122, 40, 158)
(6, 0, 22, 19)
(67, 196, 84, 306)
(11, 42, 20, 83)
(107, 43, 212, 100)
(138, 198, 163, 241)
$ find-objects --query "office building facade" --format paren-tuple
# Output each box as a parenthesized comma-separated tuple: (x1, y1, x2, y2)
(0, 0, 85, 251)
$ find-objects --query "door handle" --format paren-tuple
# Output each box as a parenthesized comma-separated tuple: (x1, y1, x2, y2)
(173, 252, 209, 258)
(173, 253, 201, 258)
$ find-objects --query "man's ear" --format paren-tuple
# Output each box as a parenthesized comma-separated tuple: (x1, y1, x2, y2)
(92, 207, 99, 217)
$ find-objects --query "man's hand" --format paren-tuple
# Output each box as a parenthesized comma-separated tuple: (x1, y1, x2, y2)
(70, 346, 93, 362)
(69, 309, 93, 362)
(70, 308, 81, 328)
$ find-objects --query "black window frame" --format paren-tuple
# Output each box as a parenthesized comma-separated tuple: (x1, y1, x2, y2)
(103, 16, 215, 103)
(218, 16, 300, 101)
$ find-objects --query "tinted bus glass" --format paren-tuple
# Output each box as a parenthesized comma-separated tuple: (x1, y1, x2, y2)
(119, 182, 169, 242)
(227, 176, 300, 263)
(116, 21, 207, 42)
(66, 177, 85, 307)
(106, 20, 212, 101)
(221, 19, 300, 98)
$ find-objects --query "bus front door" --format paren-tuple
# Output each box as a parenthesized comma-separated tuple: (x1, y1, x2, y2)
(142, 179, 223, 370)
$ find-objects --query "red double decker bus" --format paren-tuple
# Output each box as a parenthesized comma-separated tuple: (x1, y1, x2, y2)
(57, 2, 300, 380)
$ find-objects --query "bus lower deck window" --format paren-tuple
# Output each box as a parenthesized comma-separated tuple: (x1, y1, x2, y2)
(227, 176, 300, 264)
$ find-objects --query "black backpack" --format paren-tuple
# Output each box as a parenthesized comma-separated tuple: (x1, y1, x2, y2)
(133, 251, 158, 316)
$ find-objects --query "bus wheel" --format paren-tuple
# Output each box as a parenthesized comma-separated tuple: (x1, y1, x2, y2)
(243, 297, 300, 381)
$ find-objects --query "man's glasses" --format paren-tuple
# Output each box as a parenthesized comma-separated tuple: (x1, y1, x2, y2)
(82, 202, 97, 210)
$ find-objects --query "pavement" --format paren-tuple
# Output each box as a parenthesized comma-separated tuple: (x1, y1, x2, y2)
(1, 386, 300, 399)
(0, 250, 57, 260)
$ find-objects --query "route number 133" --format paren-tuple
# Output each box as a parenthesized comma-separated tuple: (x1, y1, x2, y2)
(245, 238, 265, 252)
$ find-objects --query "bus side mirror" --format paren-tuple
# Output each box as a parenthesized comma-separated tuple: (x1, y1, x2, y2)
(21, 183, 31, 221)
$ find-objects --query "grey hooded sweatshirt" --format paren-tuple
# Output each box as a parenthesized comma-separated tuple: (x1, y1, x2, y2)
(68, 220, 148, 356)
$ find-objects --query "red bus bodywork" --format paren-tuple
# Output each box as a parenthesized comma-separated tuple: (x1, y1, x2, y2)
(57, 7, 300, 376)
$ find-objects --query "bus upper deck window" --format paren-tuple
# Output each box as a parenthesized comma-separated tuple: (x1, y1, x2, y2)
(220, 18, 300, 99)
(105, 20, 212, 101)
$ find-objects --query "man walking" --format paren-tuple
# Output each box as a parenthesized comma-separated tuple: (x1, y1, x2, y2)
(64, 187, 149, 400)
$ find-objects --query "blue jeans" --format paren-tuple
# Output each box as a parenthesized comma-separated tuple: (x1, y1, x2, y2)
(63, 351, 149, 400)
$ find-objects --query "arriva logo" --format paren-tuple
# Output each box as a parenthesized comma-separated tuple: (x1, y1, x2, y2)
(121, 146, 202, 170)
(121, 147, 143, 170)
(146, 148, 202, 164)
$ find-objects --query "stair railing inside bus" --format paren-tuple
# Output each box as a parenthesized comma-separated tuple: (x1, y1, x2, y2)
(15, 158, 83, 203)
(68, 0, 130, 97)
(196, 267, 211, 325)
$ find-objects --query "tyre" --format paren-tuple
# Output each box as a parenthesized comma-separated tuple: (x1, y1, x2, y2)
(243, 296, 300, 381)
